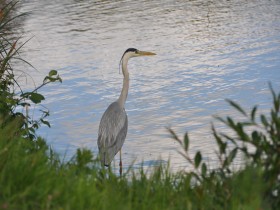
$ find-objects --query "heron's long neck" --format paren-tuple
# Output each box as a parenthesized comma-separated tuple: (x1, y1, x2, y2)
(117, 58, 129, 108)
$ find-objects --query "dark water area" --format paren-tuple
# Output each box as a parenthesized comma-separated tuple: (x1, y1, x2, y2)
(15, 0, 280, 171)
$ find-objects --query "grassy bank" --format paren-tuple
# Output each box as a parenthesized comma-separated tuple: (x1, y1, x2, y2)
(0, 134, 269, 210)
(1, 1, 280, 209)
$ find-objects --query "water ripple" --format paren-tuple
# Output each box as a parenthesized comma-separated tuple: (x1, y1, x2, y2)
(16, 0, 280, 170)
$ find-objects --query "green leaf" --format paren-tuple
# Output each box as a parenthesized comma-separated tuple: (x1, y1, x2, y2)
(227, 117, 235, 129)
(44, 76, 57, 83)
(201, 163, 207, 176)
(214, 116, 227, 124)
(29, 127, 36, 133)
(194, 151, 202, 168)
(220, 133, 237, 146)
(226, 99, 247, 116)
(251, 131, 261, 146)
(260, 114, 269, 127)
(184, 132, 189, 151)
(49, 70, 58, 77)
(269, 83, 280, 112)
(41, 119, 51, 128)
(29, 93, 45, 104)
(227, 148, 237, 165)
(236, 123, 250, 142)
(212, 125, 227, 154)
(167, 127, 182, 146)
(40, 110, 50, 118)
(43, 73, 62, 84)
(251, 106, 257, 122)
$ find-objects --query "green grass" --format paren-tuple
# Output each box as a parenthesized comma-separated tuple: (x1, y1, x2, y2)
(0, 134, 269, 210)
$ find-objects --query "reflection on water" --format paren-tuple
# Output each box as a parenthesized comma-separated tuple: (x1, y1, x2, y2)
(17, 0, 280, 170)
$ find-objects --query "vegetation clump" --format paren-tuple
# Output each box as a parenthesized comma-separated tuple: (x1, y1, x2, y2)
(0, 1, 279, 209)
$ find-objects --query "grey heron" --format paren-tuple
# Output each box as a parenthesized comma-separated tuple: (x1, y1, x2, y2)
(97, 48, 156, 174)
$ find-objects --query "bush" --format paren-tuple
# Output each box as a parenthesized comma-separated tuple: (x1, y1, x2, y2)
(169, 84, 280, 209)
(0, 0, 62, 140)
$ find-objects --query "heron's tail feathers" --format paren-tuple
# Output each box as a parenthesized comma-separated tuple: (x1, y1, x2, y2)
(100, 151, 113, 166)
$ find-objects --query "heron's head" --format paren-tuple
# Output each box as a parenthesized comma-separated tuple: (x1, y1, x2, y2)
(120, 48, 156, 63)
(122, 48, 156, 58)
(119, 48, 156, 72)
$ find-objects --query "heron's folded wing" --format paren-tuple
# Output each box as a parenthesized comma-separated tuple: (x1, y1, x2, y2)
(98, 102, 128, 150)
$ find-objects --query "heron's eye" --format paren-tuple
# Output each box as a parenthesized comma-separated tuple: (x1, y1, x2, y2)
(135, 50, 139, 54)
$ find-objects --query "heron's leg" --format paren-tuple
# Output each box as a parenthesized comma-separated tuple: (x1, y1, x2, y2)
(108, 164, 111, 175)
(119, 149, 122, 176)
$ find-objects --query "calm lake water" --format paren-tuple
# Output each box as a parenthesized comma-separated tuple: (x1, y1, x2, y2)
(17, 0, 280, 170)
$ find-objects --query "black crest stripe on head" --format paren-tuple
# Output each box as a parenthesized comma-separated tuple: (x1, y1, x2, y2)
(125, 48, 137, 53)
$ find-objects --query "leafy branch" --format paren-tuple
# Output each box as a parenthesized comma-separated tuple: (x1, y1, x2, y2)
(0, 0, 62, 140)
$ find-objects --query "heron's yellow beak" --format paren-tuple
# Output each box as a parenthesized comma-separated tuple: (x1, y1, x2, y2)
(137, 51, 156, 56)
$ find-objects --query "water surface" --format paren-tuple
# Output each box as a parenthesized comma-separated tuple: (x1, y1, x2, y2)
(17, 0, 280, 170)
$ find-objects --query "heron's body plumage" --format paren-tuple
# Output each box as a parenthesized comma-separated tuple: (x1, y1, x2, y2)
(98, 102, 128, 166)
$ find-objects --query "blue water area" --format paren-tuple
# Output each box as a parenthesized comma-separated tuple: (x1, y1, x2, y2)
(16, 0, 280, 170)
